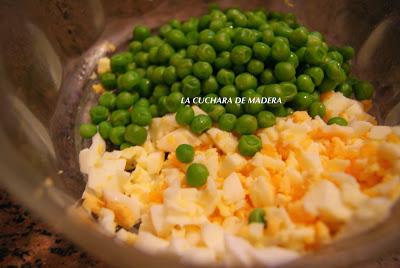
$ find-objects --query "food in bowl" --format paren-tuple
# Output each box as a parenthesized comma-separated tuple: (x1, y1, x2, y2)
(77, 6, 400, 266)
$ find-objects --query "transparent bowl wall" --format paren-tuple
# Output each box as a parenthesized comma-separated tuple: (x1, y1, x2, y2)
(0, 0, 399, 267)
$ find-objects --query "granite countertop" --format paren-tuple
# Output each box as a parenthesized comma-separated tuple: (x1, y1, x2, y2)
(1, 189, 399, 268)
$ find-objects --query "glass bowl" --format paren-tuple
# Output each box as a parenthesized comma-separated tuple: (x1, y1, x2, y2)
(0, 0, 399, 267)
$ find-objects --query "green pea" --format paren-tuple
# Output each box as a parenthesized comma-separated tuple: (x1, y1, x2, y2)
(216, 69, 235, 85)
(130, 107, 152, 126)
(295, 47, 307, 62)
(213, 32, 232, 51)
(163, 66, 177, 85)
(202, 76, 219, 94)
(296, 74, 315, 93)
(170, 82, 182, 93)
(193, 61, 213, 80)
(110, 52, 133, 73)
(165, 29, 187, 48)
(200, 93, 218, 112)
(98, 121, 112, 139)
(169, 19, 181, 29)
(215, 51, 232, 70)
(166, 92, 184, 112)
(274, 62, 296, 82)
(150, 66, 166, 84)
(149, 104, 159, 117)
(109, 126, 126, 145)
(247, 11, 266, 29)
(318, 78, 339, 92)
(110, 110, 130, 126)
(238, 135, 262, 157)
(182, 75, 201, 98)
(90, 105, 109, 124)
(337, 46, 355, 61)
(244, 93, 264, 115)
(337, 82, 353, 97)
(182, 17, 199, 33)
(134, 98, 150, 108)
(305, 67, 324, 86)
(100, 72, 117, 90)
(218, 113, 237, 132)
(225, 102, 243, 116)
(288, 26, 308, 47)
(159, 24, 173, 38)
(308, 101, 326, 118)
(259, 69, 276, 85)
(304, 45, 326, 65)
(176, 105, 195, 126)
(133, 25, 150, 42)
(291, 92, 314, 110)
(129, 41, 142, 54)
(116, 92, 135, 109)
(325, 60, 346, 82)
(235, 73, 257, 91)
(270, 105, 288, 117)
(124, 124, 147, 145)
(328, 51, 344, 65)
(135, 68, 146, 77)
(190, 114, 212, 134)
(176, 58, 193, 79)
(196, 44, 216, 63)
(257, 111, 276, 128)
(117, 71, 141, 91)
(241, 89, 257, 98)
(209, 19, 225, 32)
(157, 43, 175, 64)
(79, 123, 97, 139)
(311, 91, 320, 102)
(186, 163, 209, 187)
(353, 80, 374, 100)
(199, 14, 211, 30)
(186, 45, 199, 60)
(134, 52, 149, 67)
(252, 42, 270, 61)
(148, 47, 159, 64)
(146, 65, 156, 78)
(307, 32, 323, 46)
(142, 36, 164, 52)
(219, 85, 238, 99)
(327, 117, 348, 126)
(230, 45, 252, 65)
(138, 78, 152, 98)
(271, 21, 292, 38)
(235, 114, 258, 135)
(234, 28, 259, 46)
(153, 84, 170, 99)
(271, 40, 290, 61)
(258, 84, 284, 107)
(287, 52, 299, 68)
(231, 12, 248, 27)
(126, 63, 136, 72)
(248, 208, 266, 224)
(99, 92, 117, 110)
(261, 29, 275, 46)
(176, 144, 195, 163)
(247, 59, 264, 75)
(198, 29, 215, 44)
(186, 30, 200, 46)
(280, 82, 298, 102)
(208, 104, 225, 122)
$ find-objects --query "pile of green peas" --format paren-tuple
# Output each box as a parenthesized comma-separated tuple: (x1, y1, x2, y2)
(80, 6, 374, 156)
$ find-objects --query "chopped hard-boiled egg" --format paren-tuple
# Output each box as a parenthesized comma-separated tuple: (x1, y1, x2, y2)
(79, 92, 400, 266)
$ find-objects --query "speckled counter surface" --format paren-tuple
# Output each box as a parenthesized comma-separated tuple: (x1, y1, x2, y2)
(0, 190, 108, 268)
(1, 189, 399, 268)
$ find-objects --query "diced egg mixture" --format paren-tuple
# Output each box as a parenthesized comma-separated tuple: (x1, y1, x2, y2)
(79, 92, 400, 266)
